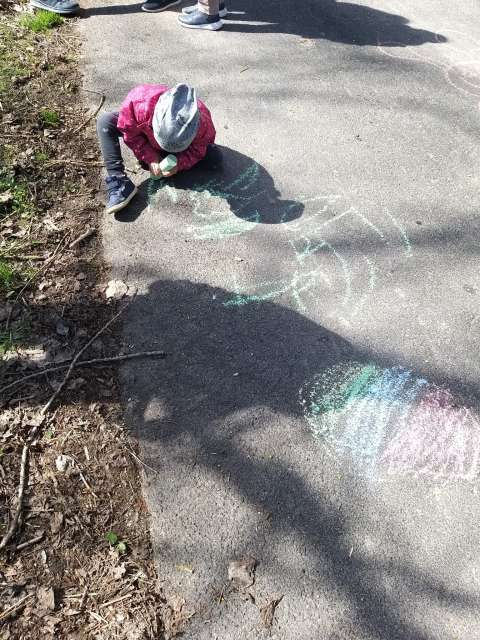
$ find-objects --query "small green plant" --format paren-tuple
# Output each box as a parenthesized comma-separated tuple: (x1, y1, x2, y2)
(0, 319, 31, 354)
(21, 10, 64, 34)
(105, 531, 128, 555)
(0, 260, 33, 296)
(0, 260, 16, 293)
(35, 151, 49, 164)
(40, 108, 61, 127)
(0, 171, 34, 219)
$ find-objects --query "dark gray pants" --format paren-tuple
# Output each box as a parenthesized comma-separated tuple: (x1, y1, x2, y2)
(96, 111, 125, 177)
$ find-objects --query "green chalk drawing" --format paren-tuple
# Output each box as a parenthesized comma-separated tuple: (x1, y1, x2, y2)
(384, 208, 412, 257)
(148, 165, 414, 323)
(187, 210, 260, 241)
(224, 266, 331, 312)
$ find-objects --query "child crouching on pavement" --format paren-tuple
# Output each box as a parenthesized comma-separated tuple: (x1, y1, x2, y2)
(97, 83, 216, 214)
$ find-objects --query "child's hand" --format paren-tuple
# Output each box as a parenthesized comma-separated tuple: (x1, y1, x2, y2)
(149, 162, 162, 177)
(162, 166, 178, 178)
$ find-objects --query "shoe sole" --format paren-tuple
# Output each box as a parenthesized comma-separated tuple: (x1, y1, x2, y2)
(142, 0, 181, 12)
(178, 17, 223, 30)
(105, 186, 138, 215)
(30, 0, 79, 13)
(182, 6, 228, 17)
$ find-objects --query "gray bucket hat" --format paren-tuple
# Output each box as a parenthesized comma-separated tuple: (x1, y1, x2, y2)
(152, 84, 200, 153)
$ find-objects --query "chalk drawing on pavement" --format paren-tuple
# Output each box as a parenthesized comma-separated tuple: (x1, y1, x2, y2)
(148, 161, 299, 240)
(300, 362, 480, 483)
(223, 197, 412, 324)
(377, 30, 480, 103)
(149, 168, 413, 323)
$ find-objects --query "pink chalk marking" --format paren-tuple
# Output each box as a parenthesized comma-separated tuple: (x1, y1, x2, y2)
(381, 387, 480, 481)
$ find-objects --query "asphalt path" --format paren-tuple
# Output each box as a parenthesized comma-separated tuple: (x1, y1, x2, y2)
(79, 1, 480, 637)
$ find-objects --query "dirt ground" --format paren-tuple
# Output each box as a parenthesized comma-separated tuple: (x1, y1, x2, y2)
(0, 5, 184, 638)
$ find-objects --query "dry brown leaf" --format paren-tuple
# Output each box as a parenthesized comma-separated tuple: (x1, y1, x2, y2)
(228, 556, 257, 589)
(36, 586, 56, 612)
(260, 594, 284, 629)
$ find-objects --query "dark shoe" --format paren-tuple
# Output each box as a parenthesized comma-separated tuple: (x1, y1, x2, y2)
(30, 0, 79, 14)
(105, 176, 138, 214)
(178, 8, 223, 29)
(182, 2, 227, 18)
(141, 0, 180, 12)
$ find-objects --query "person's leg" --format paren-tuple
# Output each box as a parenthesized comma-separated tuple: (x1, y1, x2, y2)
(178, 0, 223, 29)
(141, 0, 180, 14)
(30, 0, 79, 15)
(198, 0, 219, 14)
(97, 112, 138, 214)
(182, 2, 228, 17)
(97, 112, 125, 177)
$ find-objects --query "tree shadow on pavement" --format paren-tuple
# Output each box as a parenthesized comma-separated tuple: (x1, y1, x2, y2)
(222, 0, 446, 46)
(120, 278, 480, 638)
(117, 145, 304, 224)
(80, 0, 446, 47)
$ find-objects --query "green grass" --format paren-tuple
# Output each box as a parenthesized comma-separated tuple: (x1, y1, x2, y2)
(35, 150, 49, 164)
(21, 10, 64, 33)
(0, 23, 34, 97)
(0, 170, 34, 220)
(39, 108, 61, 127)
(0, 321, 31, 355)
(0, 261, 16, 293)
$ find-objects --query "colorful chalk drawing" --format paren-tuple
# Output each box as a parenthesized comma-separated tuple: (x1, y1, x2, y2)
(224, 196, 411, 326)
(300, 362, 480, 483)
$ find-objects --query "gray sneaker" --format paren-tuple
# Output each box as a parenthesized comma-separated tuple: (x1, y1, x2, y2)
(30, 0, 79, 13)
(182, 2, 227, 18)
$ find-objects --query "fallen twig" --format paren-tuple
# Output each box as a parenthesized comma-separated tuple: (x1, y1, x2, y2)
(123, 444, 158, 474)
(6, 235, 68, 330)
(79, 586, 89, 611)
(0, 444, 29, 551)
(0, 594, 33, 622)
(69, 227, 96, 249)
(99, 593, 133, 609)
(41, 300, 134, 415)
(72, 93, 105, 135)
(15, 532, 45, 551)
(45, 159, 104, 168)
(0, 350, 166, 395)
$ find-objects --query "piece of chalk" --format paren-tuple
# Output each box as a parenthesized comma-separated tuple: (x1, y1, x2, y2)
(159, 154, 177, 173)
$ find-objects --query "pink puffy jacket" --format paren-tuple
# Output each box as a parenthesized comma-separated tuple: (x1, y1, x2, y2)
(117, 84, 216, 172)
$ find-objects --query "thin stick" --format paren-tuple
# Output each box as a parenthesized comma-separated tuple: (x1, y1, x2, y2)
(78, 469, 98, 499)
(6, 236, 67, 330)
(79, 585, 89, 610)
(15, 532, 44, 551)
(123, 445, 158, 474)
(69, 227, 96, 249)
(0, 444, 29, 551)
(1, 350, 166, 395)
(72, 93, 105, 135)
(0, 594, 33, 622)
(99, 593, 133, 609)
(88, 610, 109, 625)
(40, 301, 133, 415)
(45, 159, 104, 168)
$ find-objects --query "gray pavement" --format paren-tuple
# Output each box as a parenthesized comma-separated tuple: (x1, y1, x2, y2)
(79, 1, 480, 637)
